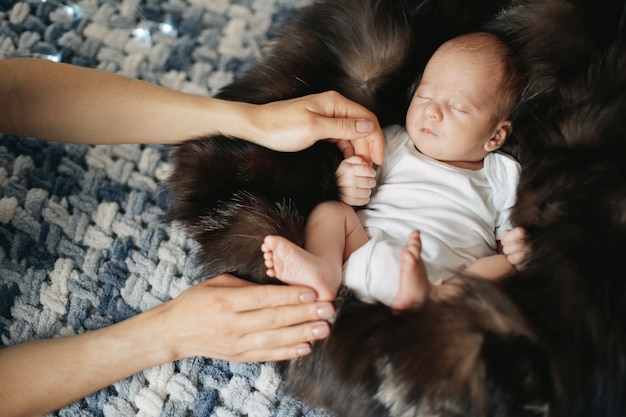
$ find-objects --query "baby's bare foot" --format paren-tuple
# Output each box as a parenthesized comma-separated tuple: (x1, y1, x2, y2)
(392, 230, 431, 310)
(262, 235, 339, 301)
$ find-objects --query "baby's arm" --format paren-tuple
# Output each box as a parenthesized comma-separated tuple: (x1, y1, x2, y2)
(462, 254, 516, 280)
(463, 227, 530, 279)
(335, 156, 377, 206)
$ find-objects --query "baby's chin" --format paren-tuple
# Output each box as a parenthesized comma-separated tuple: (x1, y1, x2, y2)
(411, 138, 443, 159)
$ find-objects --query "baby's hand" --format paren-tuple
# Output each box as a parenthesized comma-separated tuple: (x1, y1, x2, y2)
(501, 227, 529, 268)
(336, 156, 376, 206)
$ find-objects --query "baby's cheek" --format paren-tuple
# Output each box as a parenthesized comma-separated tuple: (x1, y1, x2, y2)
(404, 119, 422, 144)
(405, 103, 421, 128)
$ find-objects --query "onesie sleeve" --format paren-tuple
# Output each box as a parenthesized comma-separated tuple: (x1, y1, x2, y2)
(488, 152, 521, 239)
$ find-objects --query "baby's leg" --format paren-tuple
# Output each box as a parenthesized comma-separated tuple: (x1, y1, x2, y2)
(392, 230, 431, 310)
(263, 201, 367, 301)
(262, 236, 339, 300)
(393, 230, 466, 309)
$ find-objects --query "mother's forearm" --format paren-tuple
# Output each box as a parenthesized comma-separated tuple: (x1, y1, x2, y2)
(0, 58, 232, 145)
(0, 306, 171, 417)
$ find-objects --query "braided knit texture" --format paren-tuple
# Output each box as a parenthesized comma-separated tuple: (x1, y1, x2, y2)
(0, 0, 332, 415)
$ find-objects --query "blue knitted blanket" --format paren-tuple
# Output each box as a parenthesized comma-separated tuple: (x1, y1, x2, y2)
(0, 0, 332, 415)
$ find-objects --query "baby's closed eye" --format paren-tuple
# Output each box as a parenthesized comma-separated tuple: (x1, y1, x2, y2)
(449, 101, 470, 113)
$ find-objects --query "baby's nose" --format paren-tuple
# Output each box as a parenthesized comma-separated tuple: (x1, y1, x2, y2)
(423, 102, 442, 121)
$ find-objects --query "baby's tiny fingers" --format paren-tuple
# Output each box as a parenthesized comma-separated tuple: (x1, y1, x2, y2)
(355, 176, 376, 189)
(503, 227, 527, 242)
(352, 164, 376, 178)
(502, 241, 527, 255)
(507, 251, 526, 266)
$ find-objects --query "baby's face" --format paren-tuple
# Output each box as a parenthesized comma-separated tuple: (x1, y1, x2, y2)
(405, 46, 510, 169)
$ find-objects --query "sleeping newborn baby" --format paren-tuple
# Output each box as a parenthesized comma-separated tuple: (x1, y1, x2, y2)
(262, 32, 528, 308)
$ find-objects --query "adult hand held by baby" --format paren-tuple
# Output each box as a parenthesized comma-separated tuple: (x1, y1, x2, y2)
(249, 91, 385, 165)
(336, 156, 377, 206)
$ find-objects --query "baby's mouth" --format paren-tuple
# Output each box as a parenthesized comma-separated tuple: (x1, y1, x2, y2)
(420, 127, 437, 137)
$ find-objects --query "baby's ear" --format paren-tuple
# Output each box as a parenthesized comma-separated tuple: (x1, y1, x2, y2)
(485, 120, 512, 152)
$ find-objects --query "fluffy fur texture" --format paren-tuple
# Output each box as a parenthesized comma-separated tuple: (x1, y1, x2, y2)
(166, 0, 626, 415)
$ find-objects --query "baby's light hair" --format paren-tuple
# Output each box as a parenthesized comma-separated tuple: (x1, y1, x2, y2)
(413, 32, 523, 120)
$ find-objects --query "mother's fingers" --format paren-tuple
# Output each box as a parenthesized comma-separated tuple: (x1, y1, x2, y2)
(205, 277, 320, 312)
(229, 293, 335, 362)
(350, 132, 385, 165)
(234, 321, 331, 362)
(242, 285, 323, 311)
(239, 300, 335, 333)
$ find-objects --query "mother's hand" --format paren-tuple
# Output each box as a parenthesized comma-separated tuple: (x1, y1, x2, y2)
(247, 91, 385, 165)
(160, 275, 335, 362)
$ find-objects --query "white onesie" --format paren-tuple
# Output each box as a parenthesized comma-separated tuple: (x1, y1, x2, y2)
(343, 124, 520, 305)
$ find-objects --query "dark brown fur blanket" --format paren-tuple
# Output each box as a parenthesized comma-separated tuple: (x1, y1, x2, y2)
(166, 0, 626, 415)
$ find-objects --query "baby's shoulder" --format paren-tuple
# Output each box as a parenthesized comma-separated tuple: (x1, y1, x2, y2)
(488, 151, 521, 176)
(485, 152, 521, 201)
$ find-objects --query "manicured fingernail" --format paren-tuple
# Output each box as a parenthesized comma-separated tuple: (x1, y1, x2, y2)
(300, 291, 316, 303)
(312, 324, 330, 337)
(316, 305, 335, 319)
(356, 120, 374, 133)
(296, 344, 312, 356)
